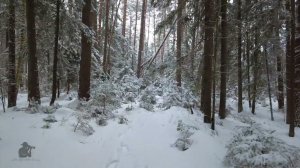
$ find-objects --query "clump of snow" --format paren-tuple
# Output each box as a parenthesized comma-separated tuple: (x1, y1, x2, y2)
(224, 124, 300, 168)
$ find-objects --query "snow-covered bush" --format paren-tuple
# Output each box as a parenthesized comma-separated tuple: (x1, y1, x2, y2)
(224, 124, 300, 168)
(91, 80, 122, 113)
(139, 86, 157, 111)
(74, 115, 95, 136)
(173, 120, 195, 151)
(160, 81, 197, 110)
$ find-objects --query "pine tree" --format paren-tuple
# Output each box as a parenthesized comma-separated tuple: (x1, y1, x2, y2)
(7, 0, 17, 107)
(78, 0, 92, 101)
(50, 0, 61, 106)
(137, 0, 147, 78)
(219, 0, 228, 119)
(201, 0, 214, 123)
(26, 0, 40, 105)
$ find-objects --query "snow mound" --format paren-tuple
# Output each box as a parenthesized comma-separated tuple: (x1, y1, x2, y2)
(224, 124, 300, 168)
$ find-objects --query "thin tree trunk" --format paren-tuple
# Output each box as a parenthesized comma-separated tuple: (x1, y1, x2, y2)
(176, 0, 186, 87)
(237, 0, 243, 112)
(78, 0, 92, 100)
(246, 30, 251, 108)
(26, 0, 40, 105)
(201, 0, 214, 123)
(286, 0, 291, 124)
(103, 0, 110, 74)
(122, 0, 127, 37)
(7, 0, 17, 107)
(50, 0, 60, 106)
(98, 0, 104, 51)
(133, 0, 138, 50)
(212, 0, 219, 130)
(264, 45, 274, 121)
(219, 0, 227, 119)
(288, 0, 296, 137)
(136, 0, 147, 78)
(251, 19, 259, 115)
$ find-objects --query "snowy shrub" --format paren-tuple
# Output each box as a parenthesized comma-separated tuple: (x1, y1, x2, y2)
(224, 124, 300, 168)
(160, 82, 197, 110)
(42, 122, 51, 129)
(173, 120, 195, 151)
(139, 86, 157, 111)
(43, 115, 57, 123)
(118, 116, 128, 124)
(74, 116, 95, 136)
(91, 80, 122, 113)
(97, 118, 108, 126)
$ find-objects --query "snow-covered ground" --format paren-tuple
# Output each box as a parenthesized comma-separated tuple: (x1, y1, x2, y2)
(0, 93, 299, 168)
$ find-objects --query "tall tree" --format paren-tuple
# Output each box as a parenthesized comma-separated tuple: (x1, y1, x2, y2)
(122, 0, 127, 37)
(275, 1, 284, 110)
(176, 0, 186, 87)
(103, 0, 110, 74)
(237, 0, 243, 112)
(26, 0, 40, 105)
(78, 0, 92, 100)
(219, 0, 227, 119)
(286, 0, 291, 123)
(7, 0, 17, 107)
(288, 0, 296, 137)
(137, 0, 147, 78)
(50, 0, 61, 106)
(200, 0, 214, 123)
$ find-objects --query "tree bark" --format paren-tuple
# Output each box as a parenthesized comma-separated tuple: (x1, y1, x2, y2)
(288, 0, 296, 137)
(50, 0, 60, 106)
(7, 0, 17, 107)
(237, 0, 243, 113)
(122, 0, 127, 37)
(286, 0, 292, 124)
(26, 0, 40, 105)
(219, 0, 227, 119)
(136, 0, 147, 78)
(176, 0, 186, 87)
(264, 45, 274, 121)
(78, 0, 92, 101)
(103, 0, 110, 74)
(201, 0, 214, 123)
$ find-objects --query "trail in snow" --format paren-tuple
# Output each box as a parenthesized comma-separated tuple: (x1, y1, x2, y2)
(0, 94, 299, 168)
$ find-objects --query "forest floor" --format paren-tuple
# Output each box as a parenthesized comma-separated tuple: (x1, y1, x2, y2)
(0, 93, 299, 168)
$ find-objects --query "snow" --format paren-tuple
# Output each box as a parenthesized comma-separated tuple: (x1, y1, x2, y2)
(0, 94, 299, 168)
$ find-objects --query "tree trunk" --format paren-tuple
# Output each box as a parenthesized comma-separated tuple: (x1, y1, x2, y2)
(251, 17, 259, 115)
(122, 0, 127, 37)
(136, 0, 147, 78)
(264, 45, 274, 121)
(201, 0, 214, 123)
(7, 0, 17, 108)
(176, 0, 186, 87)
(133, 0, 139, 50)
(219, 0, 227, 119)
(295, 0, 300, 129)
(246, 30, 251, 108)
(98, 0, 104, 51)
(286, 0, 292, 124)
(103, 0, 110, 74)
(26, 0, 40, 105)
(237, 0, 243, 113)
(288, 0, 296, 137)
(78, 0, 92, 101)
(50, 0, 60, 106)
